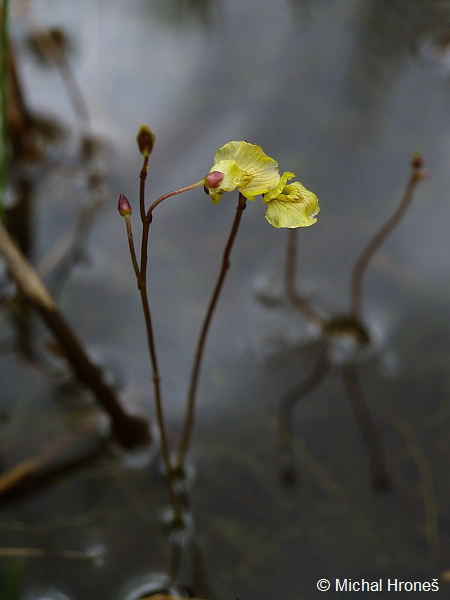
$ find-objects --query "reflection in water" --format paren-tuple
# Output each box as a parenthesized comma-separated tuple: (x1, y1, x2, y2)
(278, 156, 425, 491)
(122, 536, 215, 600)
(347, 0, 450, 127)
(360, 0, 450, 61)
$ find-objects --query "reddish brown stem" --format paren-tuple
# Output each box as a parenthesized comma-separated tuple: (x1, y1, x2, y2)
(129, 156, 184, 525)
(175, 192, 247, 472)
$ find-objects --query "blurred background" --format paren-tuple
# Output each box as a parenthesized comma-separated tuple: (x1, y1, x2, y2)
(1, 0, 450, 598)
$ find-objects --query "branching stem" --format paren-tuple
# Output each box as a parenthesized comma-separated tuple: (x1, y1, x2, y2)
(123, 157, 199, 525)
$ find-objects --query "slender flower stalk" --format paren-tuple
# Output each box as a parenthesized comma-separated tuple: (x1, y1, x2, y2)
(119, 136, 186, 525)
(139, 155, 149, 223)
(175, 193, 247, 472)
(350, 154, 425, 318)
(147, 180, 206, 217)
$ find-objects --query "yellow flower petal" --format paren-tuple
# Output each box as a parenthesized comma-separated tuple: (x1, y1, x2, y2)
(264, 181, 320, 228)
(206, 141, 280, 203)
(262, 171, 295, 203)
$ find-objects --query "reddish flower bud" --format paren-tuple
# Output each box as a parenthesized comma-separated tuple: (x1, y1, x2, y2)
(411, 152, 424, 170)
(204, 170, 225, 189)
(118, 194, 132, 217)
(136, 124, 155, 157)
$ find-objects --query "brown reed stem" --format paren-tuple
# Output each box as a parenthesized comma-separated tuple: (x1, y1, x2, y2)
(350, 155, 425, 319)
(175, 192, 247, 472)
(0, 221, 150, 449)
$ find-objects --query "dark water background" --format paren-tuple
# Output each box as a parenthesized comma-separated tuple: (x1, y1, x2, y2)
(1, 0, 450, 598)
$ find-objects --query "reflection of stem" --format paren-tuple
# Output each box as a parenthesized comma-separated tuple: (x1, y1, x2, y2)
(285, 228, 324, 327)
(166, 537, 216, 599)
(176, 193, 247, 472)
(0, 547, 98, 561)
(0, 221, 150, 450)
(398, 420, 439, 550)
(341, 362, 390, 491)
(0, 418, 102, 497)
(350, 157, 424, 318)
(278, 345, 328, 484)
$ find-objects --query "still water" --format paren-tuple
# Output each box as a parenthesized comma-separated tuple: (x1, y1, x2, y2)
(1, 1, 450, 598)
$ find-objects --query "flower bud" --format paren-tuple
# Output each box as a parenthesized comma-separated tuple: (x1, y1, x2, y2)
(136, 124, 155, 157)
(118, 194, 132, 217)
(410, 153, 427, 181)
(411, 152, 423, 170)
(204, 170, 225, 190)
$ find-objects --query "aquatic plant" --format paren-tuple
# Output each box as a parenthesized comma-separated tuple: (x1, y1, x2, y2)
(118, 129, 319, 523)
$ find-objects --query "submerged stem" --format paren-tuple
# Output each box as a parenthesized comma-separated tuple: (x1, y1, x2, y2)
(285, 228, 324, 327)
(341, 362, 390, 491)
(350, 156, 424, 318)
(278, 345, 329, 485)
(176, 192, 247, 472)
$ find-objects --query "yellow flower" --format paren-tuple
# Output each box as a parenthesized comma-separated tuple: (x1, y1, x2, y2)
(263, 172, 320, 228)
(205, 141, 280, 204)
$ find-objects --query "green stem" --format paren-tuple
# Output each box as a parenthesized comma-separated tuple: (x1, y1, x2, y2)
(175, 192, 247, 472)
